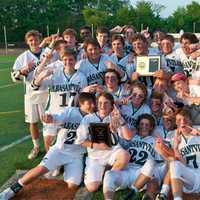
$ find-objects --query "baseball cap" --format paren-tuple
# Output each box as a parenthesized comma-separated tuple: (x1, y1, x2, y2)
(171, 72, 187, 84)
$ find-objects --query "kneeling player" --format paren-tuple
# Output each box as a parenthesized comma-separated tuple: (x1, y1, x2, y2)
(0, 93, 95, 200)
(103, 114, 161, 200)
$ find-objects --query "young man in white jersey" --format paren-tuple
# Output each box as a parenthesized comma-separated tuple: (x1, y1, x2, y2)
(75, 39, 126, 85)
(158, 109, 200, 200)
(11, 30, 47, 160)
(96, 27, 111, 54)
(160, 35, 183, 73)
(103, 114, 160, 200)
(120, 82, 151, 131)
(75, 92, 133, 193)
(0, 92, 95, 200)
(32, 48, 88, 151)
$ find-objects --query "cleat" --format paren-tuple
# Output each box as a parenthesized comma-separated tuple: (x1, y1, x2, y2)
(155, 193, 167, 200)
(142, 193, 153, 200)
(123, 189, 136, 200)
(28, 147, 40, 160)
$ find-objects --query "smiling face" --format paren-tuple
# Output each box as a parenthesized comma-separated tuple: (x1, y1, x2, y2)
(132, 39, 147, 55)
(104, 71, 119, 89)
(161, 39, 173, 55)
(97, 95, 113, 118)
(173, 80, 187, 93)
(63, 34, 76, 49)
(138, 118, 153, 137)
(26, 35, 40, 53)
(163, 116, 175, 131)
(176, 113, 191, 128)
(86, 44, 101, 62)
(181, 38, 191, 55)
(80, 100, 95, 114)
(150, 98, 163, 114)
(112, 39, 124, 54)
(131, 87, 145, 108)
(62, 54, 76, 71)
(96, 33, 109, 47)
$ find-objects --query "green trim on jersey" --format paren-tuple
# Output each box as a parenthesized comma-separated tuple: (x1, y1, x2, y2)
(45, 89, 51, 111)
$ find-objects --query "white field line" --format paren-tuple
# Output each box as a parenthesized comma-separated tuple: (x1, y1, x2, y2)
(0, 135, 31, 153)
(0, 110, 22, 115)
(0, 83, 20, 89)
(0, 68, 10, 72)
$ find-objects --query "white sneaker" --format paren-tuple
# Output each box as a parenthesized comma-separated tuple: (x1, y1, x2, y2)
(0, 188, 15, 200)
(51, 167, 60, 177)
(28, 147, 40, 160)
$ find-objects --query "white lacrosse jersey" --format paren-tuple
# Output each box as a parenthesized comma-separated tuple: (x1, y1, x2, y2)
(109, 84, 130, 101)
(51, 107, 86, 156)
(120, 102, 151, 129)
(161, 51, 183, 73)
(13, 49, 49, 103)
(118, 54, 135, 79)
(75, 112, 120, 159)
(43, 65, 87, 113)
(75, 54, 115, 85)
(175, 48, 200, 77)
(178, 135, 200, 169)
(125, 135, 158, 167)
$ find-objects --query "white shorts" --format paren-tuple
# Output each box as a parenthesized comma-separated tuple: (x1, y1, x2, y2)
(170, 160, 200, 193)
(40, 145, 83, 185)
(103, 159, 156, 192)
(43, 123, 60, 137)
(153, 162, 168, 186)
(84, 147, 124, 185)
(24, 95, 46, 123)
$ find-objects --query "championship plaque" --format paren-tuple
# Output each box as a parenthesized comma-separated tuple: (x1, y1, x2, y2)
(89, 123, 112, 147)
(136, 55, 161, 76)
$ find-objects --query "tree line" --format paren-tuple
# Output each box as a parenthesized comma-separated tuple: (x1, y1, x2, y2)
(0, 0, 200, 43)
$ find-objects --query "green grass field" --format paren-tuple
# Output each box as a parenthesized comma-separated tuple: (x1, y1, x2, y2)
(0, 55, 45, 187)
(0, 55, 142, 199)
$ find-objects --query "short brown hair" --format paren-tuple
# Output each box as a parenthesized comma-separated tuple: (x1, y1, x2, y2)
(150, 92, 163, 102)
(180, 32, 199, 44)
(62, 28, 77, 38)
(83, 39, 100, 51)
(175, 107, 192, 121)
(131, 82, 148, 103)
(132, 33, 147, 44)
(136, 113, 155, 135)
(25, 30, 42, 42)
(78, 92, 96, 105)
(96, 92, 114, 107)
(111, 34, 125, 46)
(161, 34, 175, 44)
(59, 48, 77, 60)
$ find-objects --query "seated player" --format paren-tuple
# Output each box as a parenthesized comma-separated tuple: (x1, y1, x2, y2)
(103, 114, 160, 200)
(75, 92, 133, 193)
(0, 92, 95, 200)
(155, 108, 200, 200)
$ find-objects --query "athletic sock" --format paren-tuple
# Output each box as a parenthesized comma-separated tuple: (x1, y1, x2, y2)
(32, 139, 39, 148)
(174, 197, 183, 200)
(130, 185, 138, 192)
(160, 184, 170, 195)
